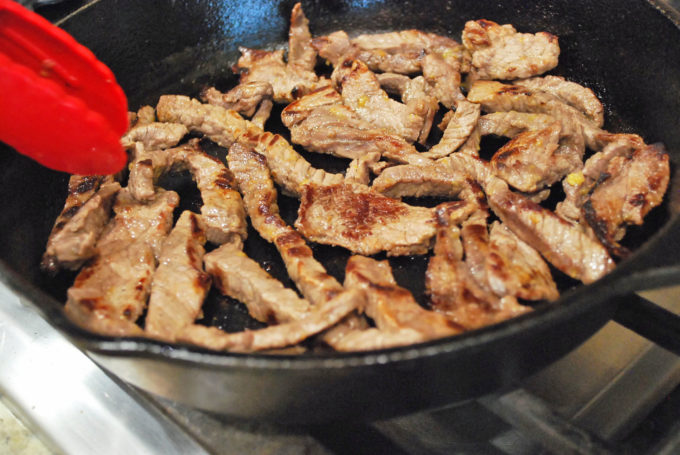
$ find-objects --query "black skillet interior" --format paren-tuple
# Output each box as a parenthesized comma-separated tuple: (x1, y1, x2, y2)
(1, 0, 680, 357)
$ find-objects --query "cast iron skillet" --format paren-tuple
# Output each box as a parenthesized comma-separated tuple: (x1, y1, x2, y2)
(1, 0, 680, 424)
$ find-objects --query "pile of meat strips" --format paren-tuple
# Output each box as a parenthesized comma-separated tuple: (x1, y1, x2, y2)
(42, 4, 670, 352)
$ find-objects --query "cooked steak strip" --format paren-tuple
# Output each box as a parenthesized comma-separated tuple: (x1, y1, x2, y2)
(513, 75, 604, 127)
(204, 241, 311, 324)
(582, 139, 670, 255)
(128, 140, 248, 245)
(64, 189, 179, 336)
(332, 59, 423, 143)
(121, 122, 188, 150)
(239, 128, 346, 196)
(462, 19, 559, 80)
(467, 80, 603, 151)
(235, 46, 324, 103)
(157, 94, 344, 197)
(425, 206, 530, 330)
(282, 85, 431, 165)
(478, 111, 557, 137)
(484, 177, 615, 283)
(372, 163, 467, 199)
(344, 255, 462, 338)
(200, 82, 273, 118)
(156, 95, 248, 148)
(421, 52, 465, 108)
(490, 121, 579, 192)
(227, 143, 345, 305)
(296, 183, 439, 256)
(288, 2, 317, 72)
(322, 327, 424, 351)
(313, 29, 464, 75)
(145, 211, 211, 342)
(176, 289, 363, 352)
(487, 221, 559, 300)
(422, 100, 481, 159)
(42, 179, 121, 273)
(402, 76, 439, 144)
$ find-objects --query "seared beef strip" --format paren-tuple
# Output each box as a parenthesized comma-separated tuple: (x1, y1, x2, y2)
(344, 255, 462, 339)
(157, 94, 344, 197)
(513, 75, 604, 127)
(42, 178, 121, 273)
(376, 72, 411, 94)
(128, 140, 248, 245)
(200, 82, 273, 118)
(240, 128, 346, 196)
(64, 189, 179, 336)
(372, 163, 467, 199)
(467, 80, 603, 151)
(281, 85, 431, 165)
(422, 100, 481, 159)
(145, 211, 211, 342)
(156, 95, 248, 148)
(296, 183, 439, 256)
(422, 52, 465, 108)
(425, 204, 530, 330)
(487, 221, 559, 300)
(322, 327, 424, 351)
(402, 76, 439, 144)
(580, 137, 669, 255)
(332, 59, 423, 143)
(204, 241, 311, 324)
(121, 122, 188, 150)
(484, 177, 615, 283)
(313, 29, 464, 75)
(288, 2, 317, 72)
(462, 19, 559, 80)
(489, 121, 581, 192)
(177, 289, 363, 352)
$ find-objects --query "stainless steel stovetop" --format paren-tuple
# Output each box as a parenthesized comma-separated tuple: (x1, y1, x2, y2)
(1, 280, 678, 454)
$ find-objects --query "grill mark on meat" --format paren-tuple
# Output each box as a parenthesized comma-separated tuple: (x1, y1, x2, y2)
(42, 180, 121, 273)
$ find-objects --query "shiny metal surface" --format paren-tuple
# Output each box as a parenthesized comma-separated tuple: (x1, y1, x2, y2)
(0, 281, 208, 455)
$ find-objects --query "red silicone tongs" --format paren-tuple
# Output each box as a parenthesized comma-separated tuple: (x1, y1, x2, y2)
(0, 0, 128, 175)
